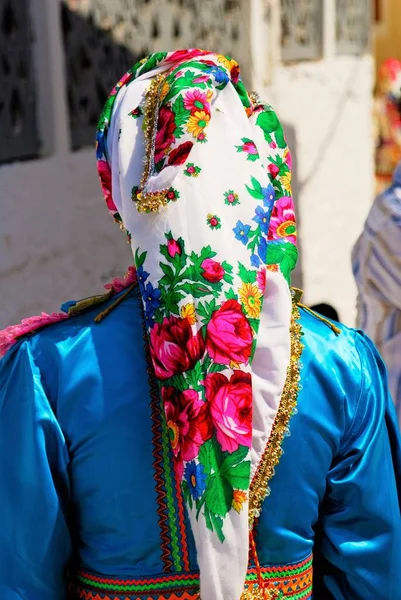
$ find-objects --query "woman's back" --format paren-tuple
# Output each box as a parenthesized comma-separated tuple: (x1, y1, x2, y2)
(1, 283, 399, 599)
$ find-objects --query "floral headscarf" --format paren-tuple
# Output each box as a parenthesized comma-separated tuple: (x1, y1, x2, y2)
(96, 49, 299, 600)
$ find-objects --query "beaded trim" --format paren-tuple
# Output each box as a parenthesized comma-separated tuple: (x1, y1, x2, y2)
(132, 72, 172, 213)
(69, 554, 312, 600)
(248, 301, 303, 528)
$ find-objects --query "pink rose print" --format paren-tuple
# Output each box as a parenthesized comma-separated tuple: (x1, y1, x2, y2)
(268, 163, 280, 179)
(167, 239, 182, 258)
(163, 386, 213, 476)
(201, 259, 225, 283)
(243, 141, 258, 155)
(168, 49, 209, 64)
(98, 160, 117, 212)
(206, 300, 253, 365)
(205, 371, 252, 453)
(150, 316, 206, 379)
(268, 196, 297, 244)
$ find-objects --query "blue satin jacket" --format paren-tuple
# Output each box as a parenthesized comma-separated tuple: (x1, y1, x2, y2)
(0, 285, 400, 600)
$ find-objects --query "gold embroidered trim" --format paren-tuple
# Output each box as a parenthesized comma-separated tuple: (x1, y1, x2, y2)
(133, 72, 171, 214)
(298, 304, 341, 335)
(241, 586, 282, 599)
(248, 302, 303, 528)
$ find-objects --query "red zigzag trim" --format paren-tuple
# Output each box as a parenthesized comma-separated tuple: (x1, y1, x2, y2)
(141, 314, 173, 572)
(174, 469, 190, 572)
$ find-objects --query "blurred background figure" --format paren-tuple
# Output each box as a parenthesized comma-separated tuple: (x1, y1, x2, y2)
(352, 160, 401, 423)
(373, 58, 401, 193)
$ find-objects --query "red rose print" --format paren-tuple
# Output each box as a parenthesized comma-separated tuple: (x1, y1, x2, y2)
(163, 386, 213, 476)
(150, 316, 206, 379)
(268, 163, 280, 179)
(201, 258, 225, 283)
(231, 64, 240, 84)
(168, 141, 194, 166)
(155, 106, 176, 163)
(98, 160, 117, 212)
(205, 371, 252, 453)
(206, 300, 253, 365)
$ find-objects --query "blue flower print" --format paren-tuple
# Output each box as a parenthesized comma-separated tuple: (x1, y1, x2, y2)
(185, 461, 207, 500)
(261, 184, 275, 209)
(253, 206, 271, 234)
(137, 265, 150, 293)
(258, 237, 267, 263)
(96, 130, 106, 160)
(233, 220, 251, 245)
(144, 281, 161, 317)
(206, 66, 229, 85)
(251, 254, 261, 268)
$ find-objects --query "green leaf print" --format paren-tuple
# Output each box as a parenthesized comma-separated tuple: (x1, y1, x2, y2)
(225, 289, 239, 301)
(238, 263, 257, 284)
(159, 263, 175, 286)
(172, 96, 191, 127)
(210, 512, 225, 544)
(137, 52, 168, 77)
(256, 110, 287, 149)
(267, 242, 298, 283)
(205, 475, 232, 517)
(208, 362, 228, 374)
(221, 461, 251, 491)
(134, 248, 147, 269)
(220, 444, 248, 468)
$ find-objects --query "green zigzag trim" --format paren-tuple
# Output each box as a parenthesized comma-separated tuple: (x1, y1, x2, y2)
(77, 555, 312, 595)
(159, 394, 183, 572)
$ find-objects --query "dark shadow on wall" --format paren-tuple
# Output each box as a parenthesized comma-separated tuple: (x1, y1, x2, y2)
(61, 3, 148, 150)
(282, 122, 303, 291)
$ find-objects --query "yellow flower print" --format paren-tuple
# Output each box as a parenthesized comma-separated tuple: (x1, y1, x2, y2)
(239, 282, 262, 319)
(217, 54, 238, 71)
(180, 303, 197, 325)
(232, 490, 247, 514)
(160, 80, 170, 102)
(187, 110, 210, 139)
(281, 171, 292, 193)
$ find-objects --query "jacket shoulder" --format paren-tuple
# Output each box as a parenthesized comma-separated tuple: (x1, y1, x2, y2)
(0, 268, 137, 359)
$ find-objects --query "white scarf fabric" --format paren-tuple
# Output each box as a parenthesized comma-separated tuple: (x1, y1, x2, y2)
(96, 50, 298, 599)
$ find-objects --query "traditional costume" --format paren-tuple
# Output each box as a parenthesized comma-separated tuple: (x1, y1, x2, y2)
(1, 50, 400, 600)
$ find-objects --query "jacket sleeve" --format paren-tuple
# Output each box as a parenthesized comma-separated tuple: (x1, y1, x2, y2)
(314, 332, 401, 599)
(0, 341, 72, 600)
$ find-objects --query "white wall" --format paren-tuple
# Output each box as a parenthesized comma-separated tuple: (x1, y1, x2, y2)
(0, 151, 131, 328)
(268, 55, 374, 325)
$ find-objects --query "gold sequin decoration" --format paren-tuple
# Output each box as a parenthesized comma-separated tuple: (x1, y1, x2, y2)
(133, 72, 171, 214)
(248, 302, 304, 529)
(241, 584, 282, 599)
